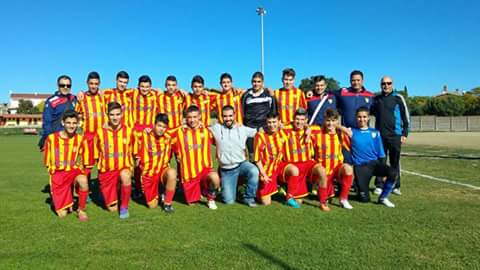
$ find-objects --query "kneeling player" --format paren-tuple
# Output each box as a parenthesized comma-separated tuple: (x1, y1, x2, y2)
(280, 108, 325, 208)
(342, 107, 398, 207)
(136, 113, 177, 213)
(312, 109, 354, 210)
(43, 111, 89, 220)
(95, 102, 134, 218)
(172, 105, 221, 209)
(254, 113, 287, 205)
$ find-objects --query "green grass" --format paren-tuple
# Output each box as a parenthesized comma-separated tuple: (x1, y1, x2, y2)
(1, 136, 479, 269)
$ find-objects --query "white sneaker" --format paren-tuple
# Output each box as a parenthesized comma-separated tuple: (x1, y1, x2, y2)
(207, 200, 218, 210)
(379, 198, 395, 208)
(340, 200, 353, 209)
(392, 188, 402, 196)
(373, 188, 383, 195)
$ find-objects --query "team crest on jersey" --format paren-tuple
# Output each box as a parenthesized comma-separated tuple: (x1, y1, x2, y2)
(200, 133, 205, 139)
(123, 138, 128, 144)
(371, 132, 377, 139)
(365, 97, 370, 103)
(328, 99, 333, 104)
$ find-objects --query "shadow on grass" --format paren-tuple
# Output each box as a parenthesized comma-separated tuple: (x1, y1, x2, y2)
(242, 243, 300, 270)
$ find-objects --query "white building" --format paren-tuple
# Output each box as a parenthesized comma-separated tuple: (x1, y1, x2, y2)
(8, 92, 50, 114)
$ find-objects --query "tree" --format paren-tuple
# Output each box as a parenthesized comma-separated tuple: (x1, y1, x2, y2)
(17, 99, 39, 114)
(463, 93, 480, 115)
(35, 100, 45, 113)
(469, 87, 480, 96)
(426, 95, 466, 116)
(299, 76, 340, 93)
(407, 96, 430, 116)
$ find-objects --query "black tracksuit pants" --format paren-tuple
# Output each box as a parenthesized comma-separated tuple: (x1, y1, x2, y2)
(355, 160, 398, 202)
(375, 136, 402, 189)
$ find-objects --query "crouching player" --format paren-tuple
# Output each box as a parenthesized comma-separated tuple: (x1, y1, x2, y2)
(95, 102, 134, 218)
(281, 108, 325, 209)
(136, 113, 177, 213)
(311, 109, 354, 211)
(254, 112, 287, 205)
(43, 111, 89, 220)
(172, 105, 221, 209)
(342, 107, 398, 207)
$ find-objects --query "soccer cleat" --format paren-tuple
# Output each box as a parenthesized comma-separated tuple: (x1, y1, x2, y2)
(278, 186, 287, 196)
(77, 210, 89, 221)
(163, 204, 174, 214)
(207, 200, 218, 210)
(286, 198, 301, 208)
(319, 203, 331, 212)
(340, 199, 353, 210)
(119, 208, 130, 219)
(392, 188, 402, 196)
(243, 199, 258, 208)
(379, 198, 395, 208)
(373, 188, 383, 195)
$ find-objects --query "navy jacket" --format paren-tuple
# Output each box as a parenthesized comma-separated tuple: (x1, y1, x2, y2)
(307, 92, 336, 126)
(335, 87, 374, 128)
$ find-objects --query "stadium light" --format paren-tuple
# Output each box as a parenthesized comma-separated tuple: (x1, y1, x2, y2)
(256, 7, 266, 75)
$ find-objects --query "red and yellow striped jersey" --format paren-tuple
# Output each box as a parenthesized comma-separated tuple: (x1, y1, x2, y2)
(185, 93, 215, 127)
(75, 91, 106, 134)
(95, 125, 134, 173)
(172, 127, 214, 181)
(281, 124, 314, 162)
(274, 88, 307, 124)
(157, 91, 185, 129)
(136, 131, 173, 177)
(212, 91, 243, 124)
(253, 130, 287, 177)
(43, 132, 87, 174)
(311, 127, 350, 174)
(102, 88, 135, 128)
(131, 90, 158, 128)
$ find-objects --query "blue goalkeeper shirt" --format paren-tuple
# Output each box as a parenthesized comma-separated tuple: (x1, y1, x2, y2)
(351, 127, 385, 165)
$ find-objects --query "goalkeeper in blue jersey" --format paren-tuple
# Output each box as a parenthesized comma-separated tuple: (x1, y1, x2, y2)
(339, 106, 398, 207)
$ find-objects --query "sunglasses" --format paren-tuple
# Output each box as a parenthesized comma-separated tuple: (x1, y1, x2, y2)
(381, 82, 392, 86)
(59, 84, 72, 88)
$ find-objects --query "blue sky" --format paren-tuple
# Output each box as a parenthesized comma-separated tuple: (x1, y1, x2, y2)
(1, 0, 479, 101)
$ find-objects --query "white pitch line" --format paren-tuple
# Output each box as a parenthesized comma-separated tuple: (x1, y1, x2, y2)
(402, 169, 480, 190)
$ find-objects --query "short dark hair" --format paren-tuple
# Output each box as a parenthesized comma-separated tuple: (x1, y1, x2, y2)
(166, 75, 177, 83)
(282, 68, 296, 78)
(294, 108, 308, 117)
(313, 75, 327, 84)
(266, 112, 279, 119)
(221, 105, 235, 114)
(252, 72, 264, 81)
(87, 71, 100, 82)
(116, 71, 129, 80)
(356, 106, 370, 116)
(57, 75, 72, 85)
(138, 75, 152, 85)
(191, 75, 204, 86)
(220, 73, 233, 82)
(324, 108, 339, 120)
(350, 70, 364, 80)
(107, 102, 122, 113)
(184, 105, 200, 116)
(62, 110, 78, 121)
(155, 113, 169, 125)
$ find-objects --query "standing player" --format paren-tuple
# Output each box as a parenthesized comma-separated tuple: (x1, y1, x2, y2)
(157, 75, 185, 130)
(103, 71, 134, 128)
(185, 75, 216, 127)
(274, 68, 307, 125)
(280, 108, 325, 209)
(307, 75, 337, 126)
(342, 107, 398, 207)
(172, 105, 221, 209)
(254, 112, 286, 205)
(311, 109, 354, 210)
(43, 111, 89, 220)
(135, 113, 177, 213)
(95, 102, 134, 218)
(212, 73, 244, 124)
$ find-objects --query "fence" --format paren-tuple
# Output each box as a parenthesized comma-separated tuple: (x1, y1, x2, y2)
(408, 116, 480, 132)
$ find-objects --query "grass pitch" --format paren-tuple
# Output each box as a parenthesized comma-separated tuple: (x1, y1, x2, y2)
(0, 136, 479, 269)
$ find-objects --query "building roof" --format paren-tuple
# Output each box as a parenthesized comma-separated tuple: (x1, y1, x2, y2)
(0, 114, 42, 119)
(10, 93, 51, 100)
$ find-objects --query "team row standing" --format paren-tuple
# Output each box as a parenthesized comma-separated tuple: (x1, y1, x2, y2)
(40, 68, 409, 220)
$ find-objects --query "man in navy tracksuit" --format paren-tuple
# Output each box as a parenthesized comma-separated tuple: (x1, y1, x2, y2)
(38, 75, 77, 150)
(371, 76, 409, 195)
(306, 75, 336, 126)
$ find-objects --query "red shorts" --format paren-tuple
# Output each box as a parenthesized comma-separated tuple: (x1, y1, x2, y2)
(280, 160, 317, 199)
(181, 168, 214, 204)
(141, 167, 169, 205)
(98, 169, 129, 207)
(257, 163, 287, 200)
(50, 169, 84, 212)
(83, 132, 96, 168)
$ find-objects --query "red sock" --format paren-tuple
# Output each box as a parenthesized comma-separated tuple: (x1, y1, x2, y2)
(318, 186, 328, 204)
(78, 189, 89, 211)
(326, 175, 335, 198)
(164, 189, 175, 205)
(120, 185, 132, 209)
(287, 175, 300, 199)
(340, 174, 353, 201)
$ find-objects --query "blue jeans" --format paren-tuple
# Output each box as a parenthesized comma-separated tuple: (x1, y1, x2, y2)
(220, 161, 259, 204)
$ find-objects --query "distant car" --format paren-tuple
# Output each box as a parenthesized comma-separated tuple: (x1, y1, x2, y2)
(23, 128, 38, 135)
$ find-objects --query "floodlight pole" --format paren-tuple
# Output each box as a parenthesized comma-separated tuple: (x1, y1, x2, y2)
(256, 7, 266, 75)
